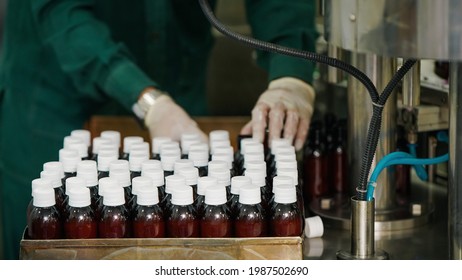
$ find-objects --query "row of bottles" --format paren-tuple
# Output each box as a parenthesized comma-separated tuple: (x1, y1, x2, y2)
(27, 129, 304, 240)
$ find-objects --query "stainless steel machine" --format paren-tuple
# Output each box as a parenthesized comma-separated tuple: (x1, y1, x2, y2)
(319, 0, 461, 260)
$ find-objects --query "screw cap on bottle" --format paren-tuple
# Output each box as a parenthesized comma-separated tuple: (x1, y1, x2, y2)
(152, 137, 172, 154)
(123, 136, 144, 154)
(244, 153, 265, 169)
(98, 177, 119, 197)
(211, 153, 233, 170)
(65, 176, 87, 195)
(210, 139, 231, 155)
(197, 176, 218, 196)
(109, 168, 131, 188)
(92, 137, 113, 155)
(59, 148, 81, 173)
(245, 161, 267, 176)
(188, 148, 209, 167)
(142, 168, 165, 187)
(273, 184, 297, 204)
(77, 160, 98, 186)
(243, 142, 264, 155)
(40, 170, 62, 188)
(129, 151, 150, 172)
(240, 138, 259, 154)
(68, 186, 91, 208)
(130, 142, 150, 156)
(165, 174, 186, 194)
(277, 168, 298, 184)
(43, 161, 65, 179)
(174, 159, 194, 174)
(103, 186, 125, 206)
(208, 168, 230, 186)
(97, 150, 119, 172)
(272, 176, 294, 191)
(32, 184, 56, 208)
(177, 166, 199, 186)
(244, 168, 266, 187)
(208, 160, 228, 174)
(209, 130, 230, 142)
(100, 130, 121, 148)
(131, 176, 153, 196)
(71, 129, 91, 147)
(238, 184, 261, 205)
(276, 159, 298, 170)
(141, 160, 162, 173)
(230, 176, 252, 195)
(136, 186, 159, 206)
(270, 138, 291, 153)
(205, 185, 227, 206)
(31, 178, 53, 197)
(161, 152, 181, 172)
(171, 185, 194, 206)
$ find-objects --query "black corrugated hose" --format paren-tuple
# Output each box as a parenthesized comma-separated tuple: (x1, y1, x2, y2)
(198, 0, 416, 200)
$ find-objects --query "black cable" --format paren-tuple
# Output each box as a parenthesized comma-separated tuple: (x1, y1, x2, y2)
(198, 0, 416, 200)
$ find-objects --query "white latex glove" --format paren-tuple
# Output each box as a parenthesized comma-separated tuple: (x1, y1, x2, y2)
(144, 95, 208, 143)
(241, 77, 315, 151)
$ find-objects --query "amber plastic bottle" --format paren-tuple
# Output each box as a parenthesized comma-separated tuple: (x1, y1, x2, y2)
(195, 176, 218, 219)
(65, 186, 97, 239)
(133, 185, 165, 238)
(328, 122, 348, 194)
(98, 186, 130, 238)
(270, 184, 303, 237)
(201, 186, 232, 237)
(303, 124, 328, 202)
(227, 176, 252, 219)
(234, 184, 267, 237)
(167, 185, 199, 237)
(27, 181, 63, 239)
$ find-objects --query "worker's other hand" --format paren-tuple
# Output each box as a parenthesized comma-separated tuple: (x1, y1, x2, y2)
(144, 95, 208, 143)
(241, 77, 315, 151)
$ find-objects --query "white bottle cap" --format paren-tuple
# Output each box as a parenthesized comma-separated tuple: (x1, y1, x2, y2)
(63, 136, 82, 149)
(40, 170, 62, 189)
(270, 138, 291, 152)
(213, 146, 234, 159)
(210, 139, 231, 155)
(92, 137, 113, 155)
(152, 137, 172, 154)
(141, 160, 162, 173)
(65, 176, 87, 195)
(129, 151, 150, 172)
(244, 168, 266, 187)
(272, 176, 295, 191)
(98, 142, 119, 155)
(245, 161, 267, 176)
(274, 184, 297, 204)
(275, 145, 296, 157)
(240, 138, 259, 154)
(304, 216, 324, 238)
(109, 168, 131, 188)
(97, 150, 119, 172)
(131, 176, 153, 196)
(100, 130, 121, 148)
(161, 153, 181, 172)
(181, 138, 201, 155)
(130, 142, 150, 156)
(209, 130, 230, 142)
(165, 174, 186, 194)
(230, 176, 252, 195)
(67, 141, 89, 159)
(275, 152, 297, 162)
(68, 186, 91, 208)
(244, 142, 264, 155)
(177, 166, 199, 186)
(103, 186, 125, 206)
(43, 161, 65, 179)
(276, 159, 298, 170)
(171, 185, 194, 206)
(109, 160, 129, 173)
(211, 153, 233, 170)
(160, 142, 181, 155)
(142, 168, 165, 187)
(277, 168, 298, 184)
(197, 176, 218, 196)
(182, 132, 202, 142)
(32, 185, 56, 207)
(208, 160, 228, 174)
(174, 159, 194, 174)
(188, 148, 209, 167)
(123, 136, 144, 154)
(205, 185, 227, 205)
(136, 185, 159, 206)
(189, 143, 209, 153)
(59, 148, 81, 173)
(238, 184, 261, 205)
(31, 178, 53, 197)
(71, 129, 91, 148)
(244, 153, 265, 169)
(208, 168, 230, 186)
(98, 177, 119, 197)
(77, 160, 98, 186)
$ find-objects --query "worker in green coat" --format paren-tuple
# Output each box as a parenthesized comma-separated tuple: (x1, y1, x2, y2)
(0, 0, 317, 259)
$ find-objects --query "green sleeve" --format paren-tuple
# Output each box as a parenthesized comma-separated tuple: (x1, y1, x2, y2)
(30, 0, 157, 111)
(245, 0, 317, 84)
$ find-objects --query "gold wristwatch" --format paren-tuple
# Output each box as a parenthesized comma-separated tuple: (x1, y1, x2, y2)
(132, 87, 166, 121)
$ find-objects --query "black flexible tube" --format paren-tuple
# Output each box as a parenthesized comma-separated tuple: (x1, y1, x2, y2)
(198, 0, 416, 200)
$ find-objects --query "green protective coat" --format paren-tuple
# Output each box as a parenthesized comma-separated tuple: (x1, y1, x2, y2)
(0, 0, 316, 259)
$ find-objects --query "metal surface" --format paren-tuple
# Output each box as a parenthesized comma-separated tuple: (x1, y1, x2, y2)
(324, 0, 462, 60)
(347, 53, 397, 210)
(403, 62, 421, 108)
(448, 62, 462, 259)
(351, 198, 375, 257)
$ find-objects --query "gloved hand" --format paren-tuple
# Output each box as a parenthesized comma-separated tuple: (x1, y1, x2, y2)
(241, 77, 315, 151)
(144, 95, 208, 143)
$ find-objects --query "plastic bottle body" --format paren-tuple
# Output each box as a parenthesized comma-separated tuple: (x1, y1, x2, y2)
(270, 203, 303, 237)
(133, 205, 165, 238)
(201, 204, 232, 237)
(234, 204, 267, 237)
(64, 206, 98, 239)
(167, 204, 199, 238)
(98, 205, 131, 238)
(28, 206, 62, 239)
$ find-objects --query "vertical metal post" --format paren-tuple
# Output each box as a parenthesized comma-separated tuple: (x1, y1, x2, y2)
(449, 62, 462, 260)
(347, 53, 397, 210)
